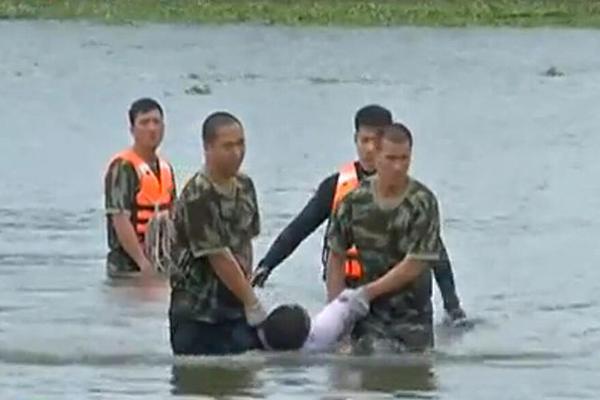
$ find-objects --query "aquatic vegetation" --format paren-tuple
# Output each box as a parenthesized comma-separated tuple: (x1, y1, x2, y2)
(308, 77, 341, 85)
(185, 84, 212, 95)
(542, 66, 565, 77)
(2, 0, 600, 27)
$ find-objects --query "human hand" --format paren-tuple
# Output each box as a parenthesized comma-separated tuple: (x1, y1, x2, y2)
(245, 300, 268, 326)
(250, 263, 273, 288)
(337, 287, 370, 319)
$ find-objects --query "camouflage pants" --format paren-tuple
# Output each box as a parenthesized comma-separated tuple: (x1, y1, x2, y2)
(352, 321, 434, 354)
(169, 315, 261, 356)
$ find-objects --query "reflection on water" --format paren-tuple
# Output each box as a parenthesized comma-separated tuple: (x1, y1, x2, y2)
(327, 363, 436, 395)
(171, 363, 260, 398)
(169, 354, 436, 398)
(103, 275, 170, 303)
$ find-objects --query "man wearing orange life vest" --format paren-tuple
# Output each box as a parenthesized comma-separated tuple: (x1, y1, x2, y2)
(104, 98, 176, 277)
(252, 105, 467, 323)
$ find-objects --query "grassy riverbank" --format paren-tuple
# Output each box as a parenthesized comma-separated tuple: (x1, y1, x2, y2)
(1, 0, 600, 27)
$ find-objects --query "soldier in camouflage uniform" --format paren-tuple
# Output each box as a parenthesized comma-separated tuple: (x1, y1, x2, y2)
(104, 98, 176, 277)
(168, 112, 268, 356)
(326, 122, 441, 352)
(252, 105, 466, 324)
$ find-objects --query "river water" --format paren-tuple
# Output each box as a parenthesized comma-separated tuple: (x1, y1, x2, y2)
(1, 20, 599, 399)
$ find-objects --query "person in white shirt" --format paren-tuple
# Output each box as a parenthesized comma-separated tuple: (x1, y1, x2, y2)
(255, 287, 370, 353)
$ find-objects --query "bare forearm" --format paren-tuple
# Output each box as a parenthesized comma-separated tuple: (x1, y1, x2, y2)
(326, 251, 346, 302)
(365, 258, 425, 301)
(235, 242, 253, 275)
(209, 250, 258, 306)
(112, 214, 149, 269)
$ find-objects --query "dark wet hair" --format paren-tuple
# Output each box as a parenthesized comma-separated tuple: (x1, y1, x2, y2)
(382, 122, 413, 147)
(202, 111, 242, 146)
(261, 304, 311, 351)
(128, 98, 164, 126)
(354, 104, 393, 131)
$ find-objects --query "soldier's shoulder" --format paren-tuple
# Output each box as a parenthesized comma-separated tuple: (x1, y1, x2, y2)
(104, 158, 139, 193)
(106, 156, 137, 176)
(236, 171, 255, 187)
(346, 177, 375, 203)
(179, 171, 212, 202)
(235, 172, 257, 197)
(408, 179, 439, 209)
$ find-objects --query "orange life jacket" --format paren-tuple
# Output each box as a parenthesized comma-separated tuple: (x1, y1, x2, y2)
(109, 149, 175, 241)
(331, 162, 363, 280)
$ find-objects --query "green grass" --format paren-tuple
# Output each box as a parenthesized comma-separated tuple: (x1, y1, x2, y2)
(2, 0, 600, 27)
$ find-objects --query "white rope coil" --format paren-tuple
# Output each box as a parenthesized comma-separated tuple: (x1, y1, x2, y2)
(144, 211, 176, 274)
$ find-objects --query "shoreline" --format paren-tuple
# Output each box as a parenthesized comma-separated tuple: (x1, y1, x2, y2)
(1, 1, 600, 28)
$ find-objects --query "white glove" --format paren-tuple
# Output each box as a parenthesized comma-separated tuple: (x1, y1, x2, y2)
(337, 287, 370, 319)
(244, 300, 268, 327)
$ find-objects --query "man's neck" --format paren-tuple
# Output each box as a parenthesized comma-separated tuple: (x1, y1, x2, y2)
(132, 144, 157, 164)
(357, 160, 375, 176)
(205, 164, 235, 186)
(376, 175, 409, 199)
(205, 165, 237, 197)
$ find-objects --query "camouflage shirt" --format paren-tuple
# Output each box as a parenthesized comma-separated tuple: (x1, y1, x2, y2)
(169, 170, 260, 324)
(326, 176, 441, 351)
(104, 156, 176, 275)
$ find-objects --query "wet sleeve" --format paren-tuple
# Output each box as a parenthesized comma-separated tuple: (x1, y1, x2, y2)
(104, 160, 138, 215)
(432, 238, 461, 311)
(406, 193, 441, 261)
(169, 164, 177, 200)
(248, 178, 260, 239)
(181, 194, 229, 258)
(326, 197, 352, 256)
(259, 173, 337, 268)
(302, 296, 355, 353)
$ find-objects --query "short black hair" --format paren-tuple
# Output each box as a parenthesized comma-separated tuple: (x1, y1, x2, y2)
(354, 104, 392, 131)
(202, 111, 242, 146)
(128, 98, 163, 126)
(382, 122, 413, 147)
(261, 304, 311, 351)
